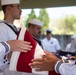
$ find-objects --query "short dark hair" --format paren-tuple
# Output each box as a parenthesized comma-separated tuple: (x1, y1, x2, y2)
(2, 5, 8, 13)
(28, 23, 35, 28)
(2, 4, 13, 13)
(46, 30, 52, 34)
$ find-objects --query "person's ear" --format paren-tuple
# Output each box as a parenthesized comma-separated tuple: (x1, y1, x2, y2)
(7, 5, 12, 11)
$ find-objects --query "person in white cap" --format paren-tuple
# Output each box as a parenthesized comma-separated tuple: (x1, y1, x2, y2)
(0, 0, 21, 42)
(65, 34, 76, 53)
(28, 19, 44, 48)
(0, 0, 33, 75)
(42, 28, 61, 53)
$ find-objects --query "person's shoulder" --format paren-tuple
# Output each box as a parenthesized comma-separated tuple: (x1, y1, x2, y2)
(0, 20, 9, 27)
(0, 20, 8, 30)
(0, 20, 6, 25)
(0, 20, 4, 23)
(51, 37, 57, 40)
(66, 43, 71, 47)
(51, 37, 59, 42)
(42, 38, 47, 42)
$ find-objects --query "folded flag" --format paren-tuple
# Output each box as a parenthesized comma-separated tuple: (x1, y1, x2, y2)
(9, 25, 60, 75)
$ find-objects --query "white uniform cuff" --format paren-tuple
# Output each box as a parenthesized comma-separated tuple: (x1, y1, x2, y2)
(55, 61, 63, 74)
(1, 42, 10, 54)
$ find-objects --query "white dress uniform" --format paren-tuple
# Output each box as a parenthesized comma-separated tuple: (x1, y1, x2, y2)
(0, 20, 17, 42)
(0, 20, 20, 75)
(42, 37, 61, 53)
(0, 21, 40, 75)
(55, 61, 76, 75)
(0, 0, 43, 74)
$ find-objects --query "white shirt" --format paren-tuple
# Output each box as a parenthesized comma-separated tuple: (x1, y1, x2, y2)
(0, 20, 39, 75)
(42, 37, 61, 53)
(0, 20, 17, 42)
(65, 43, 76, 52)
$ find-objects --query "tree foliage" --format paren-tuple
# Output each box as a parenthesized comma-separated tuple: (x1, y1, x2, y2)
(38, 9, 50, 34)
(64, 15, 76, 34)
(52, 15, 76, 34)
(24, 9, 50, 34)
(24, 9, 37, 28)
(24, 9, 76, 35)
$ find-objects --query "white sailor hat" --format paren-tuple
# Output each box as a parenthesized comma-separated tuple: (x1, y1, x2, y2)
(71, 34, 76, 39)
(28, 19, 44, 27)
(1, 0, 20, 6)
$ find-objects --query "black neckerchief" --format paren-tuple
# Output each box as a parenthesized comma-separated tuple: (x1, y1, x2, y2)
(33, 37, 43, 49)
(3, 22, 18, 35)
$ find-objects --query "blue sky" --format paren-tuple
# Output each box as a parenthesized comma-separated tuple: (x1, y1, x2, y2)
(21, 6, 76, 19)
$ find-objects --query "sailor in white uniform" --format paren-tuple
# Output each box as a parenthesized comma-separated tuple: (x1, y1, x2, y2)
(0, 0, 20, 74)
(42, 29, 61, 53)
(0, 0, 34, 75)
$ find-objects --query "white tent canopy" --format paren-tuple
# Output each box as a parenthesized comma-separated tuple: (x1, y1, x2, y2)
(21, 0, 76, 9)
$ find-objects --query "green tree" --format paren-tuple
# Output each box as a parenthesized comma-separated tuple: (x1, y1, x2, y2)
(53, 15, 76, 34)
(65, 15, 76, 34)
(24, 9, 37, 28)
(38, 9, 50, 34)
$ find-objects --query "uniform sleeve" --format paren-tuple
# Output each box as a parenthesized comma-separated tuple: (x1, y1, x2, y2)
(0, 23, 9, 42)
(55, 61, 76, 75)
(0, 42, 10, 72)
